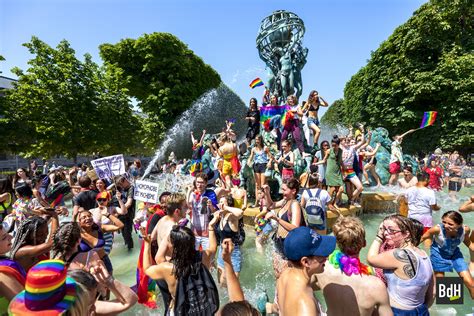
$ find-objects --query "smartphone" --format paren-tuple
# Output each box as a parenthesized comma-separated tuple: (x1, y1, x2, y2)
(201, 197, 209, 215)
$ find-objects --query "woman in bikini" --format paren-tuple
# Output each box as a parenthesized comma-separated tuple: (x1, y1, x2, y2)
(75, 208, 122, 274)
(301, 90, 329, 148)
(262, 178, 305, 279)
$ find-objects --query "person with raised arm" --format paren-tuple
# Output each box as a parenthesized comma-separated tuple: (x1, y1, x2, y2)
(301, 90, 329, 148)
(388, 129, 416, 185)
(217, 239, 260, 315)
(68, 266, 138, 315)
(142, 216, 219, 315)
(190, 129, 207, 176)
(368, 215, 435, 315)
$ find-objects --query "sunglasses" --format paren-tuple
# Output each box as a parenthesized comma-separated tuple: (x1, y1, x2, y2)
(97, 198, 108, 202)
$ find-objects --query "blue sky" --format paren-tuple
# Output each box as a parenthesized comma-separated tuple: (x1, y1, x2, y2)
(1, 0, 426, 117)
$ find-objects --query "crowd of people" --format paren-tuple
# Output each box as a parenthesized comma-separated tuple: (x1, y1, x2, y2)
(0, 89, 473, 315)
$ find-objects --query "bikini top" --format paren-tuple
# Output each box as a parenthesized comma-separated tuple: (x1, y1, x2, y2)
(217, 220, 239, 241)
(279, 201, 305, 228)
(308, 103, 319, 112)
(79, 229, 105, 252)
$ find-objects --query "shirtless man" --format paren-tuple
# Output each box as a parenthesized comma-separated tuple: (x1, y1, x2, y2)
(151, 193, 188, 262)
(277, 226, 336, 316)
(315, 216, 393, 316)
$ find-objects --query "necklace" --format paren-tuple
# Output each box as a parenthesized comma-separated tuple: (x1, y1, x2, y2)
(328, 249, 374, 276)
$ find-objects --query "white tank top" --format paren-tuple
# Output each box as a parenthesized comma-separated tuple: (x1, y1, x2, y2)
(384, 248, 433, 310)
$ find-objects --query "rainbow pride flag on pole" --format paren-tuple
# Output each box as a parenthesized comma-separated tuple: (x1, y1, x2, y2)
(419, 111, 437, 128)
(249, 78, 264, 89)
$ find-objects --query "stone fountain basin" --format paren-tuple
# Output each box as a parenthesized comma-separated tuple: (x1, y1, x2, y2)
(243, 191, 398, 231)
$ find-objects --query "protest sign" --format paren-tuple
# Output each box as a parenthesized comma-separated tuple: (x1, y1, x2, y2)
(91, 154, 126, 180)
(134, 180, 160, 203)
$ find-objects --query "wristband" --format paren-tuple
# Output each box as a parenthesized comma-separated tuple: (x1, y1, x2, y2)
(105, 275, 114, 286)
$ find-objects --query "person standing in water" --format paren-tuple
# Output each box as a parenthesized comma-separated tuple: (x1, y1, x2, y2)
(388, 129, 416, 186)
(421, 211, 474, 299)
(277, 227, 336, 316)
(316, 216, 393, 316)
(405, 172, 440, 248)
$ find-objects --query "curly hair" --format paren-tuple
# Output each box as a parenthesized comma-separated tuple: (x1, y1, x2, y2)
(51, 222, 81, 261)
(332, 216, 365, 256)
(10, 216, 47, 259)
(170, 225, 197, 279)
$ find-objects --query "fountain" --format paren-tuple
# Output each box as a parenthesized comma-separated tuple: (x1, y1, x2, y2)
(109, 11, 474, 316)
(142, 83, 248, 178)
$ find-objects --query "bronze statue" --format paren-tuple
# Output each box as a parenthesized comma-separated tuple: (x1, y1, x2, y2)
(256, 10, 308, 103)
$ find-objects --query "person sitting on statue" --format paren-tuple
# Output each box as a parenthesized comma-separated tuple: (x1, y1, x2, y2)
(245, 98, 260, 145)
(301, 90, 328, 149)
(281, 95, 305, 155)
(262, 87, 271, 105)
(189, 130, 207, 177)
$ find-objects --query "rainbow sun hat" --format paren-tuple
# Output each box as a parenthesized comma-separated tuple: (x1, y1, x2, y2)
(8, 260, 77, 316)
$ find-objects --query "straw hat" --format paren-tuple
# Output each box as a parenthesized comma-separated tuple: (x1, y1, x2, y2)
(8, 260, 77, 316)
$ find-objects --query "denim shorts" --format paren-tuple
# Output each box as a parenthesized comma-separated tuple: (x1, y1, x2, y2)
(307, 116, 319, 127)
(430, 245, 468, 273)
(217, 244, 242, 272)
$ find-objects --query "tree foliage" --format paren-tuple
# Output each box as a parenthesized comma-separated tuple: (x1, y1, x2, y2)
(320, 98, 346, 127)
(99, 32, 221, 149)
(3, 37, 141, 159)
(322, 0, 473, 154)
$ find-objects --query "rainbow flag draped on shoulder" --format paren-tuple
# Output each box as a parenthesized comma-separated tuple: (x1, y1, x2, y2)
(260, 105, 291, 131)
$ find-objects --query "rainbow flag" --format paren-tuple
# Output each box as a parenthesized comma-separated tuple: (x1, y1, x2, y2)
(249, 78, 264, 89)
(420, 111, 437, 128)
(260, 105, 290, 131)
(260, 105, 288, 123)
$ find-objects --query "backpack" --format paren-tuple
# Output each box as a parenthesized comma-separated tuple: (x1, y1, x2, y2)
(44, 181, 71, 205)
(174, 260, 219, 316)
(303, 189, 326, 230)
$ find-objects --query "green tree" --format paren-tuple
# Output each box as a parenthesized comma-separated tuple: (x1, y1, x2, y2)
(99, 32, 221, 149)
(320, 98, 347, 127)
(322, 0, 473, 153)
(4, 37, 142, 159)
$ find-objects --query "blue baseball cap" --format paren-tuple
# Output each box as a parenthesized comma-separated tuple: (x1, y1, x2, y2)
(284, 227, 336, 261)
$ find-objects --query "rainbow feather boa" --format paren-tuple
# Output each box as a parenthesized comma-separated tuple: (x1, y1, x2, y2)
(328, 249, 374, 276)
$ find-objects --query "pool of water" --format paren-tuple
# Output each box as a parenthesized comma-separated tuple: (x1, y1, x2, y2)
(109, 186, 474, 315)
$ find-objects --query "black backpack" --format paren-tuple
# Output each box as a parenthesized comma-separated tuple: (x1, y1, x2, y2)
(174, 261, 219, 316)
(45, 181, 71, 205)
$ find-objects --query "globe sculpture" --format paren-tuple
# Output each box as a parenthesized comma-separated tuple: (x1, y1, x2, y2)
(256, 10, 308, 103)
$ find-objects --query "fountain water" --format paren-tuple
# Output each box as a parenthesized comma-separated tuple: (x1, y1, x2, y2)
(142, 83, 248, 178)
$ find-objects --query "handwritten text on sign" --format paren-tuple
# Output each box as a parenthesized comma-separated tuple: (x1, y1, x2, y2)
(91, 155, 125, 180)
(134, 180, 160, 203)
